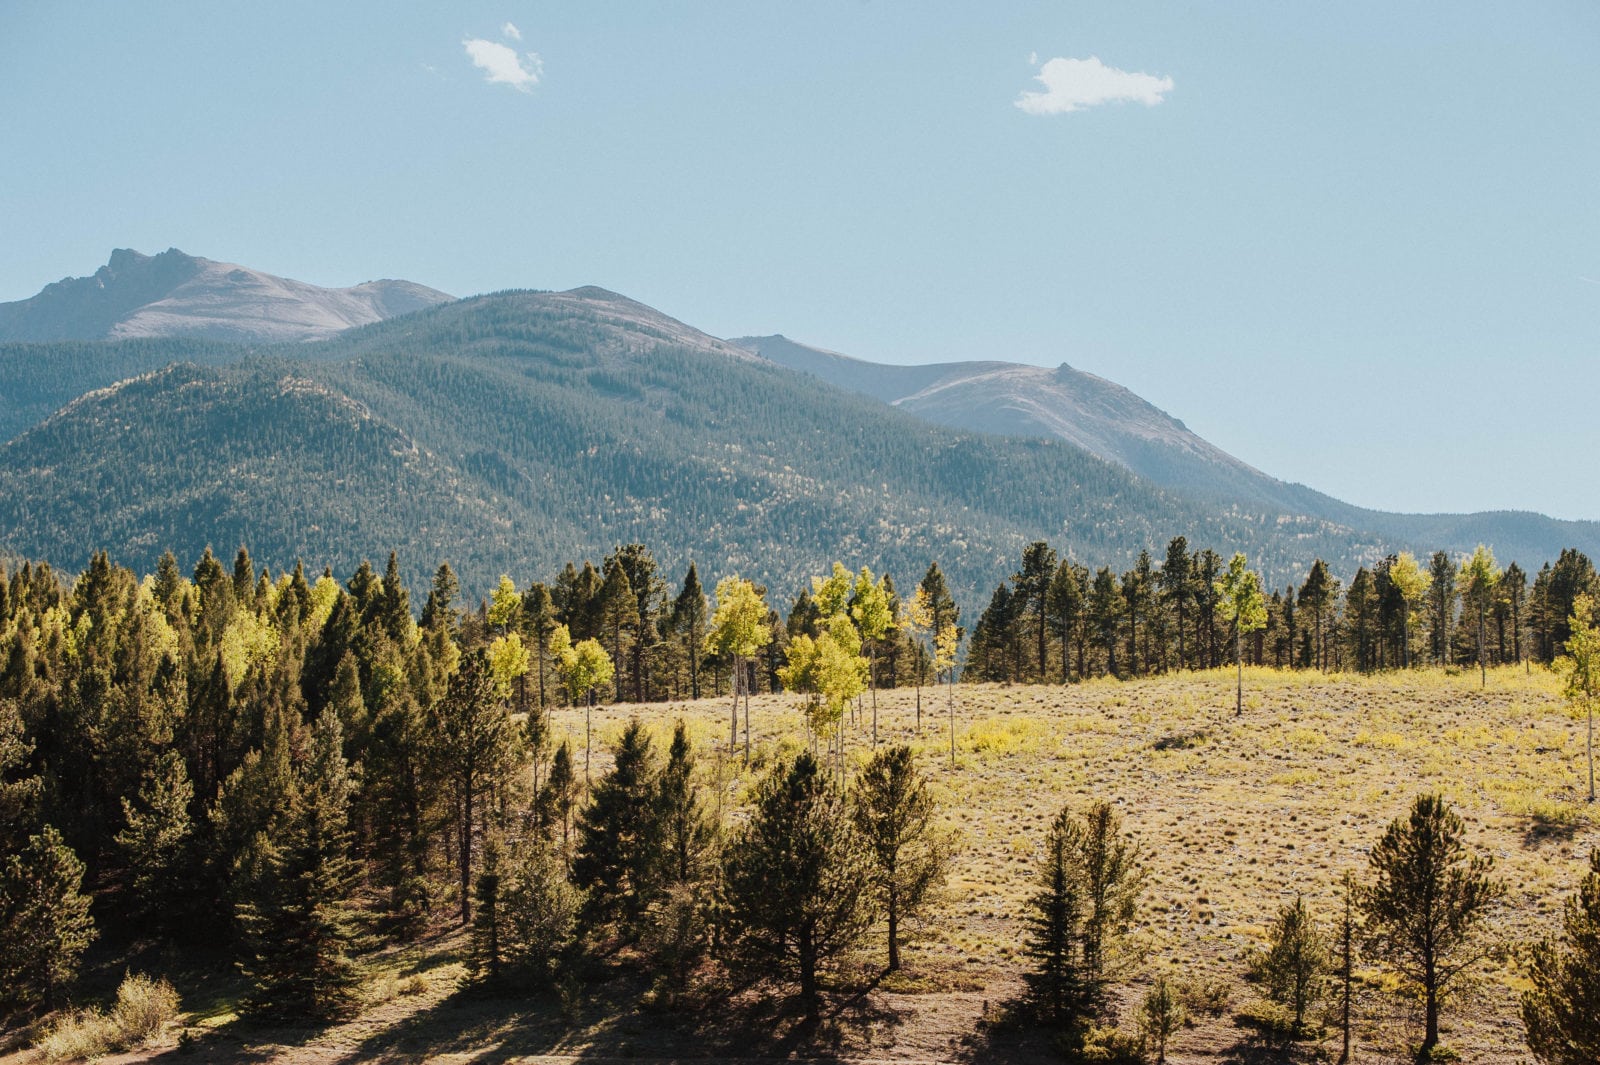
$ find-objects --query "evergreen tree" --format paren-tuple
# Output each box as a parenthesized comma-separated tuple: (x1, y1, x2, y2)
(540, 740, 580, 859)
(470, 834, 507, 984)
(967, 582, 1017, 682)
(1458, 545, 1501, 687)
(918, 562, 959, 656)
(609, 544, 665, 703)
(419, 561, 460, 634)
(1023, 800, 1145, 1025)
(434, 648, 516, 924)
(721, 752, 872, 1018)
(786, 586, 821, 641)
(1089, 568, 1121, 678)
(1298, 559, 1339, 672)
(1250, 894, 1327, 1036)
(572, 719, 666, 931)
(365, 680, 434, 934)
(1522, 846, 1600, 1064)
(1358, 794, 1502, 1058)
(671, 563, 708, 700)
(522, 581, 556, 709)
(596, 556, 638, 695)
(0, 825, 96, 1010)
(1428, 550, 1459, 667)
(1193, 549, 1223, 668)
(236, 704, 365, 1020)
(1161, 537, 1193, 670)
(1047, 560, 1087, 683)
(1140, 975, 1185, 1064)
(1013, 542, 1058, 683)
(1122, 550, 1154, 677)
(0, 698, 42, 855)
(853, 744, 953, 971)
(1023, 805, 1086, 1026)
(378, 551, 412, 644)
(1545, 550, 1599, 660)
(503, 834, 581, 987)
(657, 721, 715, 886)
(1345, 566, 1380, 672)
(115, 749, 196, 933)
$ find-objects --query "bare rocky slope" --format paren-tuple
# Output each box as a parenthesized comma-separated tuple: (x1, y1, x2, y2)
(0, 247, 453, 343)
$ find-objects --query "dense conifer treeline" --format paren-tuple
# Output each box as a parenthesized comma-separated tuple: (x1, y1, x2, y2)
(962, 539, 1599, 683)
(1, 541, 1596, 1063)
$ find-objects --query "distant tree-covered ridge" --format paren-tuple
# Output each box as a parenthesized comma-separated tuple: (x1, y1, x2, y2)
(13, 289, 1597, 610)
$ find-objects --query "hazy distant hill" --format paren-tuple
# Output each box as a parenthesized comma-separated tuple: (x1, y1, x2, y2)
(0, 247, 452, 344)
(0, 288, 1381, 601)
(733, 334, 1599, 570)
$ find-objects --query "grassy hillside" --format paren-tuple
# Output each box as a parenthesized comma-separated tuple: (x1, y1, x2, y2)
(22, 667, 1588, 1065)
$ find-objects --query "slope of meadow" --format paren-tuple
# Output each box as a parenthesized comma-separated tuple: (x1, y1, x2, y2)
(11, 667, 1592, 1065)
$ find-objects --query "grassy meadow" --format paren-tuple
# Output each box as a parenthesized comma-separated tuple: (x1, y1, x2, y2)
(10, 665, 1594, 1064)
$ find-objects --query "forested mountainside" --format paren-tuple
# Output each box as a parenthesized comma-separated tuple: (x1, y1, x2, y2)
(0, 247, 451, 344)
(0, 336, 253, 441)
(734, 334, 1600, 564)
(0, 289, 1383, 604)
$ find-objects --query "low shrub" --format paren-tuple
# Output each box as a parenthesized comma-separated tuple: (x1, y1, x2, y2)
(38, 973, 179, 1062)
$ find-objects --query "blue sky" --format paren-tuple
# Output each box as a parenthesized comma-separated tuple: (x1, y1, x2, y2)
(3, 2, 1597, 520)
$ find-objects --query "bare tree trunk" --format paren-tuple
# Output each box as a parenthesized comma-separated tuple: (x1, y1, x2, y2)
(1235, 627, 1243, 717)
(1478, 609, 1487, 688)
(870, 647, 878, 748)
(460, 783, 474, 924)
(947, 671, 956, 768)
(729, 656, 740, 753)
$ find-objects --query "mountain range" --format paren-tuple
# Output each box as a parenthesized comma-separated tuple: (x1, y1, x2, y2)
(0, 249, 1592, 604)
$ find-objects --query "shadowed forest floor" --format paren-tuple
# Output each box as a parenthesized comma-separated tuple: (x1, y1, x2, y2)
(6, 665, 1593, 1064)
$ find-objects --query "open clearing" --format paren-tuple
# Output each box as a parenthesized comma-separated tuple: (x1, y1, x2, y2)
(8, 665, 1594, 1064)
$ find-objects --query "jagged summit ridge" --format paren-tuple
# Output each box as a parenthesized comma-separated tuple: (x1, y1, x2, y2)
(0, 248, 453, 344)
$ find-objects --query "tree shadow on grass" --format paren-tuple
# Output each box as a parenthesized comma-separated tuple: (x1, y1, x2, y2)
(1521, 812, 1585, 848)
(1212, 1012, 1326, 1065)
(328, 963, 913, 1064)
(943, 989, 1108, 1065)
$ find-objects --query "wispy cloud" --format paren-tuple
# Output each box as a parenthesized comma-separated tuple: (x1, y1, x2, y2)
(502, 22, 522, 42)
(1015, 55, 1173, 115)
(463, 35, 543, 93)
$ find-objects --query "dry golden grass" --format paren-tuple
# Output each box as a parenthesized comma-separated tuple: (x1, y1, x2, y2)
(26, 666, 1588, 1064)
(555, 665, 1593, 1063)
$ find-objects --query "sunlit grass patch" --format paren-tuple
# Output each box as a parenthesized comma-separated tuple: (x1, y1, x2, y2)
(963, 715, 1048, 755)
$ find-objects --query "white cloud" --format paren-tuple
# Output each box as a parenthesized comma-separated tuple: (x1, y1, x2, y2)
(463, 37, 542, 93)
(502, 22, 521, 41)
(1015, 55, 1173, 115)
